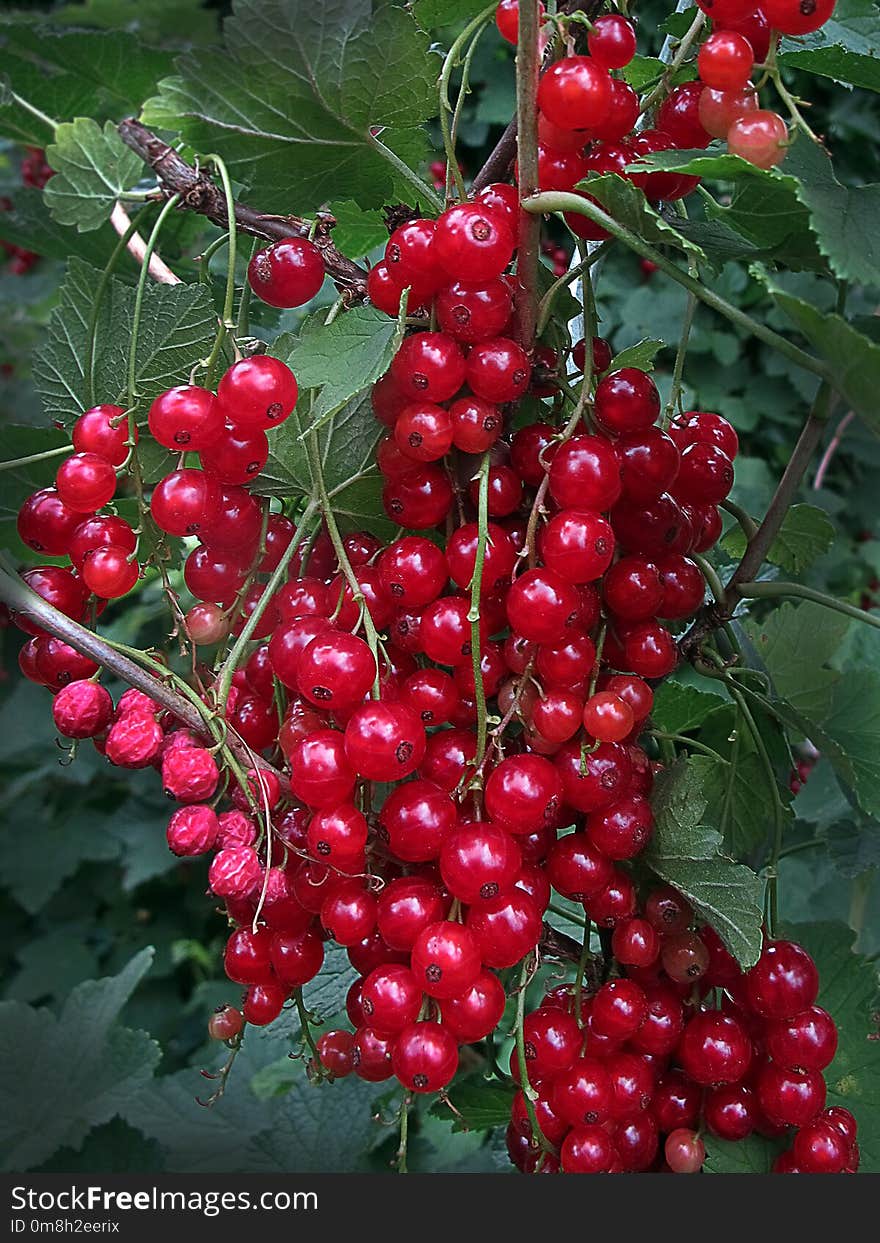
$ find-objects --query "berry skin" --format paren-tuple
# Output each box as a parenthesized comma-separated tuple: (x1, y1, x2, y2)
(16, 488, 84, 556)
(68, 515, 137, 571)
(745, 939, 819, 1019)
(352, 1027, 396, 1082)
(344, 700, 426, 781)
(52, 680, 113, 739)
(379, 536, 448, 607)
(447, 521, 516, 595)
(698, 85, 759, 139)
(105, 713, 164, 769)
(586, 795, 653, 859)
(495, 0, 546, 44)
(433, 203, 515, 282)
(436, 279, 513, 344)
(705, 1083, 757, 1142)
(208, 845, 262, 899)
(466, 890, 542, 968)
(521, 1005, 581, 1077)
(698, 31, 754, 90)
(151, 469, 220, 537)
(612, 917, 660, 968)
(678, 1010, 752, 1085)
(289, 729, 356, 808)
(623, 621, 679, 679)
(540, 509, 615, 584)
(762, 0, 836, 35)
(441, 970, 507, 1043)
(166, 804, 219, 856)
(594, 368, 661, 436)
(561, 1125, 617, 1173)
(81, 545, 139, 599)
(162, 746, 219, 803)
(554, 739, 632, 814)
(484, 754, 562, 833)
(199, 421, 269, 486)
(538, 57, 613, 131)
(148, 385, 224, 451)
(391, 332, 466, 403)
(440, 822, 522, 904)
(656, 82, 711, 149)
(55, 452, 116, 513)
(588, 15, 637, 69)
(209, 1005, 244, 1042)
(792, 1118, 851, 1174)
(377, 779, 457, 863)
(756, 1062, 826, 1128)
(465, 337, 531, 403)
(321, 882, 377, 946)
(243, 982, 288, 1027)
(506, 568, 579, 644)
(217, 355, 298, 429)
(247, 238, 325, 308)
(360, 964, 423, 1035)
(727, 110, 788, 169)
(583, 691, 634, 744)
(269, 928, 325, 987)
(394, 401, 453, 462)
(665, 1128, 705, 1174)
(296, 632, 377, 711)
(315, 1029, 355, 1078)
(72, 404, 132, 466)
(383, 464, 454, 529)
(411, 920, 482, 999)
(765, 1005, 838, 1073)
(449, 395, 503, 453)
(591, 979, 647, 1041)
(661, 930, 711, 983)
(393, 1021, 459, 1093)
(548, 434, 622, 512)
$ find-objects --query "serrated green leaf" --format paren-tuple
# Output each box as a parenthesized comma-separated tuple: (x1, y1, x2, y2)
(609, 338, 665, 372)
(826, 814, 880, 878)
(0, 187, 132, 270)
(431, 1077, 516, 1133)
(704, 1132, 783, 1173)
(817, 671, 880, 822)
(327, 201, 387, 260)
(0, 423, 70, 559)
(784, 921, 880, 1172)
(703, 751, 791, 859)
(778, 0, 880, 92)
(44, 119, 143, 232)
(723, 504, 836, 575)
(0, 949, 159, 1170)
(745, 600, 849, 721)
(38, 1119, 165, 1174)
(414, 0, 490, 29)
(273, 304, 405, 426)
(5, 928, 100, 1005)
(32, 258, 216, 427)
(621, 54, 665, 92)
(142, 0, 437, 214)
(645, 758, 764, 967)
(651, 681, 727, 735)
(758, 276, 880, 432)
(574, 173, 705, 261)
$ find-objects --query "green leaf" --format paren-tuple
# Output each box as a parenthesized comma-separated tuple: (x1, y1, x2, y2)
(609, 338, 665, 372)
(142, 0, 437, 213)
(651, 682, 727, 735)
(44, 119, 143, 232)
(255, 391, 392, 535)
(816, 671, 880, 821)
(759, 276, 880, 433)
(0, 949, 159, 1171)
(327, 201, 387, 260)
(0, 423, 70, 558)
(299, 943, 356, 1025)
(826, 814, 880, 878)
(414, 0, 490, 29)
(38, 1119, 165, 1174)
(702, 751, 791, 859)
(745, 600, 850, 721)
(5, 927, 100, 1005)
(0, 187, 132, 270)
(272, 304, 405, 426)
(431, 1078, 516, 1133)
(785, 921, 880, 1172)
(575, 173, 705, 261)
(704, 1132, 783, 1173)
(644, 758, 764, 967)
(621, 54, 666, 92)
(778, 0, 880, 92)
(33, 258, 216, 427)
(723, 504, 836, 575)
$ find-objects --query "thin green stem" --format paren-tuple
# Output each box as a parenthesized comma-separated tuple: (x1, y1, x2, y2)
(665, 263, 698, 422)
(725, 675, 786, 935)
(514, 954, 555, 1156)
(215, 499, 318, 711)
(236, 238, 260, 338)
(367, 135, 444, 212)
(647, 731, 730, 764)
(720, 498, 759, 542)
(87, 207, 150, 405)
(7, 91, 57, 134)
(439, 3, 495, 202)
(293, 988, 322, 1063)
(127, 194, 181, 409)
(396, 1094, 412, 1174)
(737, 580, 880, 631)
(639, 10, 706, 117)
(573, 923, 594, 1029)
(200, 155, 238, 383)
(0, 444, 70, 473)
(692, 553, 726, 606)
(468, 454, 492, 775)
(536, 239, 612, 337)
(308, 429, 383, 696)
(522, 192, 829, 381)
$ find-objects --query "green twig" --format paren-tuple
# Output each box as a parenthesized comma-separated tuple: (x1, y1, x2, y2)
(737, 580, 880, 631)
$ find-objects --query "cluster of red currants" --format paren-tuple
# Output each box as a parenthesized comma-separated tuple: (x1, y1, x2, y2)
(507, 890, 859, 1174)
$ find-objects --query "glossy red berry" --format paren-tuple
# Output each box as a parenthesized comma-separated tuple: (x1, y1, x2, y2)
(209, 1005, 244, 1042)
(595, 369, 660, 436)
(81, 545, 139, 598)
(378, 779, 457, 863)
(763, 0, 835, 35)
(745, 939, 819, 1019)
(296, 631, 376, 710)
(698, 30, 754, 90)
(465, 337, 531, 403)
(484, 753, 563, 833)
(665, 1128, 705, 1174)
(411, 920, 482, 999)
(441, 970, 506, 1043)
(218, 355, 298, 429)
(540, 509, 615, 584)
(756, 1061, 826, 1128)
(55, 452, 116, 513)
(17, 489, 85, 556)
(148, 385, 223, 450)
(72, 404, 131, 466)
(727, 110, 788, 169)
(316, 1029, 355, 1078)
(433, 203, 515, 282)
(449, 395, 503, 453)
(766, 1005, 838, 1073)
(679, 1010, 752, 1085)
(436, 278, 513, 344)
(440, 822, 522, 904)
(393, 1021, 459, 1093)
(561, 1125, 616, 1173)
(394, 401, 454, 462)
(466, 890, 542, 968)
(549, 434, 622, 512)
(289, 729, 356, 808)
(657, 82, 711, 149)
(52, 680, 113, 739)
(391, 332, 466, 403)
(151, 468, 220, 537)
(247, 238, 325, 307)
(538, 56, 613, 131)
(199, 421, 268, 485)
(243, 982, 288, 1027)
(344, 700, 426, 781)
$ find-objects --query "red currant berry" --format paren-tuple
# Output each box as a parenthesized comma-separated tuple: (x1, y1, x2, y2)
(727, 110, 788, 169)
(588, 15, 637, 69)
(148, 385, 223, 450)
(665, 1128, 705, 1174)
(435, 278, 513, 344)
(465, 337, 531, 403)
(17, 488, 84, 556)
(538, 56, 613, 131)
(247, 238, 325, 308)
(55, 452, 116, 513)
(72, 404, 131, 466)
(745, 939, 819, 1019)
(218, 355, 298, 429)
(393, 1021, 459, 1093)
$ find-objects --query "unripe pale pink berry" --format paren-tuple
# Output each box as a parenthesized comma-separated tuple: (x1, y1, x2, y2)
(52, 681, 113, 739)
(166, 805, 220, 856)
(217, 809, 258, 849)
(115, 687, 161, 719)
(162, 746, 220, 802)
(209, 845, 263, 898)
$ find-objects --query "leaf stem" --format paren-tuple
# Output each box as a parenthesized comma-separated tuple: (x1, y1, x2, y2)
(367, 134, 444, 213)
(737, 580, 880, 631)
(439, 3, 496, 202)
(522, 191, 829, 381)
(0, 444, 70, 473)
(514, 953, 555, 1156)
(647, 731, 730, 763)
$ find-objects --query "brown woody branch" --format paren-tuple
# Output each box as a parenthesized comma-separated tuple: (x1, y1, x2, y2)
(117, 118, 368, 301)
